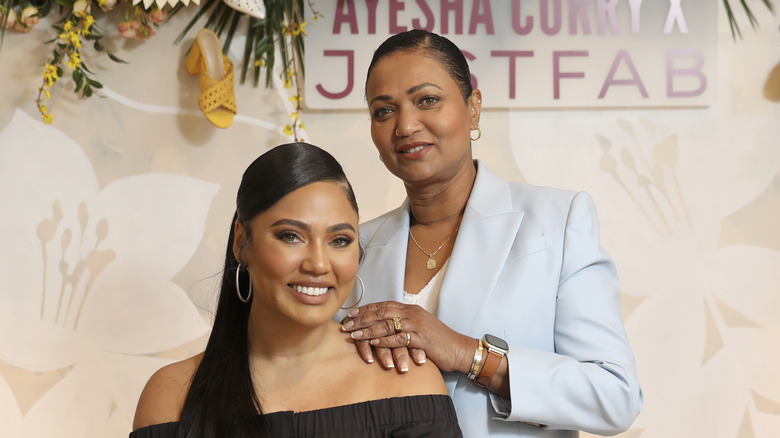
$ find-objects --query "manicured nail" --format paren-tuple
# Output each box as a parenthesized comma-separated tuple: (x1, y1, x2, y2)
(370, 339, 379, 345)
(342, 321, 354, 331)
(348, 309, 359, 317)
(400, 365, 409, 372)
(385, 360, 394, 368)
(350, 330, 363, 339)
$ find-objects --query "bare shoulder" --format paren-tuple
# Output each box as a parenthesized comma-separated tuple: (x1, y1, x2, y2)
(132, 353, 203, 431)
(363, 357, 449, 398)
(395, 359, 449, 395)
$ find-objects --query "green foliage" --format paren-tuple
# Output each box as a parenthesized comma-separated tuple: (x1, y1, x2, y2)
(723, 0, 775, 39)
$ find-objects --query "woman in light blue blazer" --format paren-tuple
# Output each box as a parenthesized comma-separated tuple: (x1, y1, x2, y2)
(340, 30, 643, 437)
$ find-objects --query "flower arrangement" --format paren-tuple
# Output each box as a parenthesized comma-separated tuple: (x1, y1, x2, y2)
(1, 0, 316, 139)
(0, 0, 772, 133)
(2, 0, 178, 124)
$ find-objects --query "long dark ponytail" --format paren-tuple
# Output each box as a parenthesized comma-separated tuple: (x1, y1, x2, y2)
(178, 143, 358, 438)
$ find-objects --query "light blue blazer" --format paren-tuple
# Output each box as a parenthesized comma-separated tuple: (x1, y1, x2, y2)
(351, 161, 642, 437)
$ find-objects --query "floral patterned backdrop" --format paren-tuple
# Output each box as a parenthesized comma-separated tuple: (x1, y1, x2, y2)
(0, 2, 779, 438)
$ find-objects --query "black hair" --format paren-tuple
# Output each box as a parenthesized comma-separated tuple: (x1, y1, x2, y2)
(365, 29, 473, 102)
(177, 142, 359, 438)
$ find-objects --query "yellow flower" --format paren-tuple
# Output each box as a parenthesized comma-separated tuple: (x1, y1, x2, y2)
(283, 125, 293, 137)
(82, 15, 94, 34)
(289, 111, 299, 121)
(299, 122, 306, 131)
(70, 33, 82, 48)
(68, 52, 82, 70)
(43, 114, 54, 124)
(43, 64, 60, 86)
(288, 95, 303, 104)
(63, 21, 73, 32)
(254, 59, 264, 67)
(293, 22, 307, 36)
(282, 78, 292, 89)
(42, 88, 51, 99)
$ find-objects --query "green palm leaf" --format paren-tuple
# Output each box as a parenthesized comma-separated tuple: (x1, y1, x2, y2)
(723, 0, 775, 39)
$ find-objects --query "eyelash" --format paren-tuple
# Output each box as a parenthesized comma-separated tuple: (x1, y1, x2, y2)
(419, 95, 440, 107)
(331, 236, 354, 248)
(276, 231, 302, 244)
(275, 231, 354, 248)
(371, 95, 441, 121)
(372, 107, 392, 121)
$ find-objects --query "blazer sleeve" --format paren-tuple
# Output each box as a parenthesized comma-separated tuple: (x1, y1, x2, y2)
(501, 191, 643, 435)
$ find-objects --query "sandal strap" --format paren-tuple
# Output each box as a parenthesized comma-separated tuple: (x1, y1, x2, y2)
(197, 55, 237, 115)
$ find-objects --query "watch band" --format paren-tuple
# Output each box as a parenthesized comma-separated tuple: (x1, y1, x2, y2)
(474, 334, 508, 388)
(474, 347, 503, 387)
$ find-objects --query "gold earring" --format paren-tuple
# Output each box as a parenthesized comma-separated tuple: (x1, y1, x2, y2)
(470, 125, 481, 141)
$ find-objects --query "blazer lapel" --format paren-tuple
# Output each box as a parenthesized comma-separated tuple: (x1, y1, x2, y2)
(437, 162, 525, 335)
(359, 200, 411, 303)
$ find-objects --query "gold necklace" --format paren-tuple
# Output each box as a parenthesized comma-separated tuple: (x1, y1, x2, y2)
(409, 227, 459, 270)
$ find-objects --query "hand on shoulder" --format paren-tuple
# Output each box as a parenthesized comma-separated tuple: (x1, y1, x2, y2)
(132, 354, 202, 431)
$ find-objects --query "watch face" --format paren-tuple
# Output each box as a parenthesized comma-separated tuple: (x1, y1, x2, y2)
(484, 334, 509, 352)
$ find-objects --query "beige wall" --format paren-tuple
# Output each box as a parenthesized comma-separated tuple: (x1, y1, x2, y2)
(0, 3, 778, 437)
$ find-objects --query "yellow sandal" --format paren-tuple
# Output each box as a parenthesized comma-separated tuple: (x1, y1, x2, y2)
(186, 28, 236, 129)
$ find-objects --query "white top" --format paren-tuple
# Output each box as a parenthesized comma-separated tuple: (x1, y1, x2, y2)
(403, 259, 449, 315)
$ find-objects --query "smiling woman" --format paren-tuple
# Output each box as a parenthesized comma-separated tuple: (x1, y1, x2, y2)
(129, 142, 462, 438)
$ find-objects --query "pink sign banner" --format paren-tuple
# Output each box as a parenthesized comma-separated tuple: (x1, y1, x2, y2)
(304, 0, 717, 109)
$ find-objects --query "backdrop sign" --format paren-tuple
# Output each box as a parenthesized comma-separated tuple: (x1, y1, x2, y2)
(304, 0, 717, 109)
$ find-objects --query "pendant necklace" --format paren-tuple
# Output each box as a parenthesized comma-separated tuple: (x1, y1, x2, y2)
(409, 227, 459, 270)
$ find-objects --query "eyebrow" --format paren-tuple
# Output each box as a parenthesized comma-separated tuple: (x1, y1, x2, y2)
(368, 82, 443, 106)
(270, 219, 356, 233)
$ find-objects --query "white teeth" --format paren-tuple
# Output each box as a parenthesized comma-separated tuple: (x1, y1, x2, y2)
(292, 285, 329, 296)
(402, 145, 427, 154)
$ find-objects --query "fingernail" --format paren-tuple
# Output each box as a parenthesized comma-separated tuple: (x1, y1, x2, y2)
(400, 365, 409, 372)
(418, 358, 426, 364)
(370, 339, 379, 345)
(342, 321, 354, 331)
(348, 309, 359, 317)
(385, 360, 394, 368)
(350, 330, 363, 339)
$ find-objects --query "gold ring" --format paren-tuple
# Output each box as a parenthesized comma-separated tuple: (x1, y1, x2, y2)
(393, 316, 403, 333)
(405, 332, 411, 347)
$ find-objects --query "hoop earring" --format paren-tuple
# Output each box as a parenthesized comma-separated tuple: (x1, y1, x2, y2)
(236, 264, 252, 303)
(470, 125, 482, 141)
(340, 274, 365, 309)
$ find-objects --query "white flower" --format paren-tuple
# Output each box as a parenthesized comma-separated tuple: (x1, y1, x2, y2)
(71, 0, 91, 14)
(0, 110, 215, 437)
